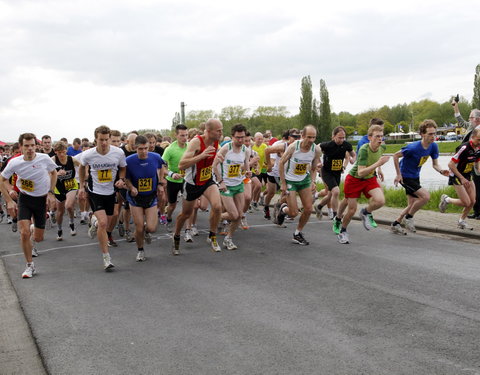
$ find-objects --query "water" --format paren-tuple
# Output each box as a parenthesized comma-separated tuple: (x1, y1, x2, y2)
(342, 155, 452, 190)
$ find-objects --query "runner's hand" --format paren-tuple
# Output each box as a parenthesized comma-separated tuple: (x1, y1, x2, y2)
(172, 173, 181, 180)
(9, 190, 18, 201)
(203, 146, 217, 159)
(130, 187, 138, 197)
(218, 181, 227, 192)
(78, 188, 86, 200)
(394, 174, 402, 187)
(114, 179, 125, 189)
(440, 170, 449, 177)
(280, 183, 288, 196)
(6, 200, 17, 218)
(460, 176, 469, 186)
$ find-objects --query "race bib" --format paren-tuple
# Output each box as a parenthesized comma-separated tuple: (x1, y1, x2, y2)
(228, 164, 241, 178)
(418, 156, 429, 167)
(178, 169, 185, 177)
(20, 179, 34, 192)
(138, 178, 153, 192)
(200, 166, 212, 182)
(331, 159, 343, 171)
(464, 162, 474, 173)
(97, 169, 112, 183)
(294, 163, 308, 175)
(64, 178, 77, 190)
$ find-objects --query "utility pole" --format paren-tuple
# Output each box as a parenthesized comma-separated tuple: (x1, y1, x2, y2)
(180, 102, 186, 124)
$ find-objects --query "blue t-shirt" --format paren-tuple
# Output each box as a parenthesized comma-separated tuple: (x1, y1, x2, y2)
(356, 135, 369, 153)
(399, 141, 439, 179)
(126, 152, 165, 195)
(67, 146, 82, 157)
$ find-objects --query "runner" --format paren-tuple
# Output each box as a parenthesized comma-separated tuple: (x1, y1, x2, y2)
(51, 141, 81, 240)
(119, 133, 137, 242)
(333, 125, 390, 244)
(438, 127, 480, 229)
(162, 124, 188, 232)
(251, 132, 268, 209)
(391, 120, 449, 234)
(213, 124, 251, 250)
(125, 135, 165, 262)
(171, 119, 224, 255)
(40, 135, 56, 157)
(276, 125, 321, 245)
(240, 131, 260, 229)
(0, 133, 58, 278)
(78, 125, 127, 270)
(316, 126, 355, 220)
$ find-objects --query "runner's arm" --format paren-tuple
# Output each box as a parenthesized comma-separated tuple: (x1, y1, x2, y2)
(357, 156, 390, 178)
(431, 158, 449, 176)
(213, 145, 228, 184)
(178, 138, 213, 170)
(393, 150, 403, 185)
(278, 143, 295, 188)
(310, 146, 322, 186)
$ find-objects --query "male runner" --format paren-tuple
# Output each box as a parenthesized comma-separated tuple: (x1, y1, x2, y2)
(171, 118, 224, 254)
(251, 132, 268, 208)
(276, 125, 321, 245)
(118, 133, 137, 242)
(213, 124, 251, 250)
(41, 135, 56, 157)
(125, 135, 165, 261)
(79, 125, 127, 270)
(0, 133, 58, 278)
(438, 127, 480, 229)
(334, 125, 390, 244)
(391, 120, 449, 234)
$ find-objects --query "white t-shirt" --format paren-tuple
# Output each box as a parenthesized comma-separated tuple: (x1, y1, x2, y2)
(80, 146, 127, 195)
(1, 153, 57, 197)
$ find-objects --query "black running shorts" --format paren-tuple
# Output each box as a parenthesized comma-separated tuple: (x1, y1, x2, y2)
(88, 191, 116, 216)
(18, 192, 47, 229)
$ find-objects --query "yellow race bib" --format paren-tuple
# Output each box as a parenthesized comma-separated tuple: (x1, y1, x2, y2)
(331, 159, 343, 171)
(294, 163, 308, 175)
(138, 178, 153, 192)
(228, 164, 241, 178)
(20, 179, 34, 192)
(200, 166, 212, 182)
(64, 178, 77, 190)
(97, 169, 112, 183)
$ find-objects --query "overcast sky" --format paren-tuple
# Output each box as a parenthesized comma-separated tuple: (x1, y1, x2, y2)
(0, 0, 478, 142)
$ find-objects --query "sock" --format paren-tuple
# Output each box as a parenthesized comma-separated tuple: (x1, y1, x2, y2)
(174, 234, 180, 241)
(69, 217, 74, 224)
(393, 220, 400, 226)
(107, 231, 112, 238)
(57, 224, 62, 230)
(340, 227, 347, 233)
(209, 231, 216, 238)
(405, 214, 413, 219)
(445, 197, 451, 203)
(294, 229, 300, 235)
(281, 206, 288, 214)
(335, 216, 342, 222)
(317, 204, 323, 210)
(138, 247, 144, 251)
(363, 208, 370, 215)
(167, 218, 172, 223)
(332, 211, 337, 217)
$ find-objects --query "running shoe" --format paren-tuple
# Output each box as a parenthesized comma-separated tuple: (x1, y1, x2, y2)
(103, 254, 115, 270)
(458, 219, 474, 230)
(314, 204, 323, 221)
(191, 225, 199, 236)
(337, 231, 349, 244)
(332, 217, 342, 235)
(276, 203, 287, 226)
(252, 202, 259, 211)
(0, 211, 5, 223)
(219, 221, 229, 236)
(125, 230, 135, 242)
(144, 230, 152, 244)
(12, 221, 17, 232)
(403, 217, 416, 233)
(184, 229, 193, 243)
(7, 216, 12, 224)
(136, 250, 146, 262)
(22, 263, 36, 279)
(438, 194, 449, 213)
(241, 216, 249, 230)
(160, 215, 167, 225)
(57, 229, 63, 241)
(172, 235, 180, 255)
(223, 236, 237, 250)
(292, 232, 309, 245)
(50, 211, 56, 224)
(70, 223, 76, 236)
(391, 223, 406, 235)
(327, 209, 334, 220)
(264, 206, 271, 220)
(207, 235, 222, 252)
(272, 202, 280, 224)
(166, 220, 173, 232)
(259, 195, 264, 206)
(360, 208, 377, 230)
(118, 222, 125, 237)
(45, 213, 52, 230)
(32, 244, 39, 257)
(88, 218, 98, 239)
(107, 237, 118, 247)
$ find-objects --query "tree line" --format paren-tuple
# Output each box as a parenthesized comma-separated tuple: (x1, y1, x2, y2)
(170, 64, 480, 143)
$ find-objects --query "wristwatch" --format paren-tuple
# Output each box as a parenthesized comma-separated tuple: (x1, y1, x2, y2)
(48, 190, 55, 195)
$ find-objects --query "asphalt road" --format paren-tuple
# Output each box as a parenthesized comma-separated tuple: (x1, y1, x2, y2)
(1, 210, 480, 375)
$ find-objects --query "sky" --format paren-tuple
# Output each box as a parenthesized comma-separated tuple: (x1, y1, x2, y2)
(0, 0, 478, 142)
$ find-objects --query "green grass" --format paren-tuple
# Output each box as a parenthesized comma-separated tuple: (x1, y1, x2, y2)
(384, 142, 461, 154)
(315, 183, 463, 213)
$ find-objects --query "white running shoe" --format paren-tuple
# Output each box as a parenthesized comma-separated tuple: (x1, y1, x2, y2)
(103, 254, 115, 270)
(136, 250, 146, 262)
(207, 236, 222, 252)
(57, 229, 63, 241)
(439, 194, 449, 213)
(241, 216, 249, 230)
(88, 217, 98, 239)
(184, 229, 193, 243)
(223, 236, 237, 250)
(32, 244, 39, 257)
(458, 219, 473, 230)
(337, 231, 350, 244)
(391, 223, 406, 235)
(403, 217, 416, 232)
(70, 224, 77, 236)
(191, 225, 199, 236)
(125, 230, 135, 243)
(22, 263, 35, 278)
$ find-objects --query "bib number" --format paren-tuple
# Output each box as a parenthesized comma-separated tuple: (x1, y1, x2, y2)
(464, 162, 474, 173)
(20, 179, 34, 192)
(294, 163, 308, 175)
(97, 169, 112, 183)
(200, 166, 212, 182)
(178, 169, 185, 177)
(228, 164, 241, 178)
(138, 178, 153, 192)
(331, 159, 343, 171)
(64, 178, 77, 190)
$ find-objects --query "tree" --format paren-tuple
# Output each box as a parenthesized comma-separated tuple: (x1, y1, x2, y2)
(473, 63, 480, 109)
(219, 106, 250, 135)
(299, 76, 313, 127)
(184, 110, 216, 128)
(318, 79, 332, 142)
